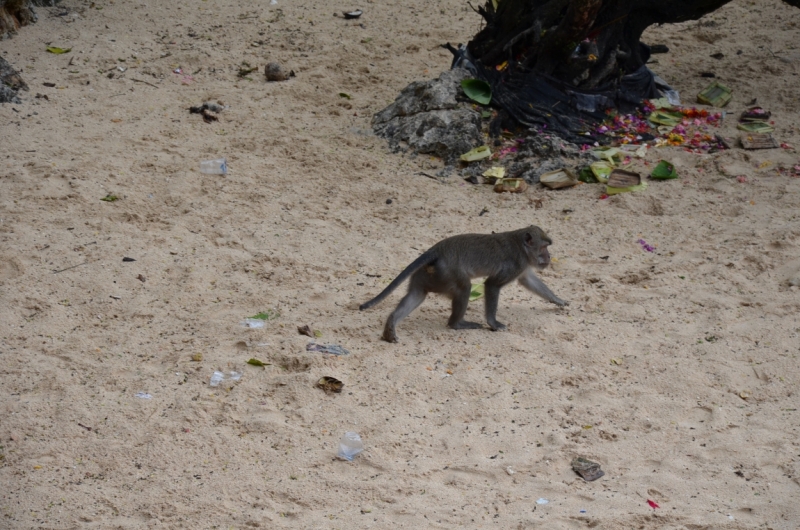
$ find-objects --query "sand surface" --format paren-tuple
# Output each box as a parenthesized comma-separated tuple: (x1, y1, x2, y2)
(2, 0, 800, 528)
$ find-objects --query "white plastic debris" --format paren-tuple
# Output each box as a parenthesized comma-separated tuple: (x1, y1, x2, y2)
(210, 371, 242, 387)
(337, 432, 364, 461)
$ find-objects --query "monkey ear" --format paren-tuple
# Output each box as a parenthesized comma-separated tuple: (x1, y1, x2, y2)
(524, 232, 534, 245)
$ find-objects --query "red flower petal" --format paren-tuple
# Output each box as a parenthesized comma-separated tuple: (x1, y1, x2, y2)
(647, 499, 660, 509)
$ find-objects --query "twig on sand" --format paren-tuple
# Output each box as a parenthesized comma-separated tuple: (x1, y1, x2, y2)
(132, 78, 159, 88)
(53, 261, 89, 274)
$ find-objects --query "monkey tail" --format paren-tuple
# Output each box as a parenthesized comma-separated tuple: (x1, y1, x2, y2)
(359, 252, 435, 310)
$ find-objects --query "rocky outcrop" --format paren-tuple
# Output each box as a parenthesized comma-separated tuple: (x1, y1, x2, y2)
(372, 68, 483, 164)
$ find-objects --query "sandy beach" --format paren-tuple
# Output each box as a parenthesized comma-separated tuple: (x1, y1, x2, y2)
(1, 0, 800, 527)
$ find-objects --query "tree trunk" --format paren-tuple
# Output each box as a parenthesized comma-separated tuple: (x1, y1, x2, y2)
(461, 0, 800, 140)
(0, 0, 59, 40)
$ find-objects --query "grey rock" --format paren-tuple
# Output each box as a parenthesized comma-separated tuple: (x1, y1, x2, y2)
(265, 62, 292, 81)
(373, 68, 482, 163)
(0, 56, 27, 104)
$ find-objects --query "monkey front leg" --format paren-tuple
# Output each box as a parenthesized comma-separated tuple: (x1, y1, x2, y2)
(484, 282, 506, 331)
(518, 268, 569, 307)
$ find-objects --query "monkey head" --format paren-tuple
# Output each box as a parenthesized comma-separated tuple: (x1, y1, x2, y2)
(523, 226, 552, 270)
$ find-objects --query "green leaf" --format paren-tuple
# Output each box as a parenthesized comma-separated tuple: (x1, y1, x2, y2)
(338, 92, 351, 99)
(100, 194, 119, 202)
(247, 358, 270, 367)
(46, 46, 72, 54)
(248, 310, 279, 320)
(461, 79, 492, 105)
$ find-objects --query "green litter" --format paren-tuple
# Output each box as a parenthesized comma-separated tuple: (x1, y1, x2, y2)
(577, 167, 597, 183)
(248, 310, 279, 320)
(592, 147, 624, 164)
(460, 145, 491, 162)
(100, 194, 119, 202)
(649, 97, 675, 110)
(46, 46, 72, 54)
(697, 81, 732, 107)
(246, 358, 270, 367)
(482, 166, 505, 183)
(461, 79, 492, 105)
(540, 168, 578, 189)
(736, 121, 774, 133)
(469, 281, 485, 301)
(649, 110, 683, 127)
(650, 160, 678, 180)
(607, 181, 648, 195)
(590, 161, 613, 183)
(607, 169, 646, 194)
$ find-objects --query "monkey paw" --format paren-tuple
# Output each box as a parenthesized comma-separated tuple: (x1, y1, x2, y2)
(381, 330, 399, 343)
(489, 322, 507, 331)
(449, 320, 482, 330)
(553, 298, 569, 307)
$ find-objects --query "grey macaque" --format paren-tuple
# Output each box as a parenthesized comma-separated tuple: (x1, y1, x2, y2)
(359, 225, 568, 342)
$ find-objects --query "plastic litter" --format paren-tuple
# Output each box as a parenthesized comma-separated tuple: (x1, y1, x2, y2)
(135, 392, 152, 399)
(209, 371, 242, 387)
(337, 431, 364, 461)
(307, 343, 350, 356)
(638, 239, 655, 253)
(343, 9, 363, 19)
(536, 498, 549, 505)
(241, 318, 266, 329)
(200, 158, 227, 175)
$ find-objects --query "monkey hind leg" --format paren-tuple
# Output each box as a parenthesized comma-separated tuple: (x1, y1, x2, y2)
(447, 283, 482, 331)
(381, 286, 427, 343)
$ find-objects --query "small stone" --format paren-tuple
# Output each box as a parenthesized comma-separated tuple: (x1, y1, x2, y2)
(265, 62, 293, 82)
(571, 457, 605, 481)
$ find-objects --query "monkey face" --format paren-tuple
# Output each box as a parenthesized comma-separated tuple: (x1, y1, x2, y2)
(523, 227, 552, 270)
(536, 243, 551, 269)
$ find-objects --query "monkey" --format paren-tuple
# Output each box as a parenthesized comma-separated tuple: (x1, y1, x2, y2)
(359, 225, 568, 343)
